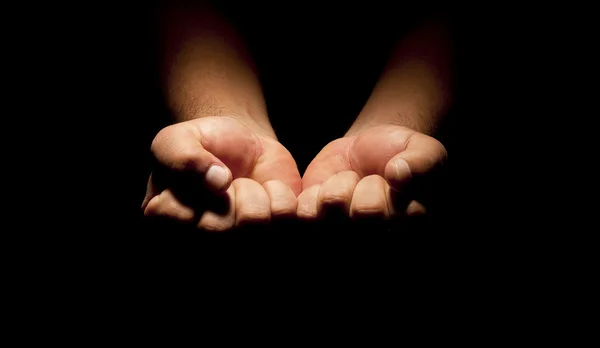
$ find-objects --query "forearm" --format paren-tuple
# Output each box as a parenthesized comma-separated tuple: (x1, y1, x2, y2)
(158, 1, 274, 138)
(347, 16, 455, 136)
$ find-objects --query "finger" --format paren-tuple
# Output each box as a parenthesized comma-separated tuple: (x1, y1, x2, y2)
(406, 200, 426, 216)
(346, 127, 446, 192)
(297, 185, 321, 220)
(263, 180, 297, 219)
(143, 188, 195, 222)
(383, 133, 447, 191)
(317, 171, 360, 218)
(233, 178, 271, 226)
(387, 192, 427, 220)
(151, 124, 232, 191)
(151, 118, 262, 192)
(141, 173, 160, 211)
(350, 175, 390, 220)
(197, 184, 236, 232)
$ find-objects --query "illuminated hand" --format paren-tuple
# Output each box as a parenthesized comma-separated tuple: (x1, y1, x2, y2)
(297, 125, 446, 223)
(142, 116, 301, 231)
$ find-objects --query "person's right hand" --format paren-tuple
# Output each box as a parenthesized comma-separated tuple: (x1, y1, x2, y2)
(141, 116, 302, 232)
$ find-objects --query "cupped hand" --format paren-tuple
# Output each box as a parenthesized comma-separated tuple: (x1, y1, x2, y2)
(297, 125, 447, 223)
(142, 116, 302, 231)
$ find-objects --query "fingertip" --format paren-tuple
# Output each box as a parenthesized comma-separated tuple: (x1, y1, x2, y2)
(385, 157, 412, 191)
(350, 175, 390, 220)
(197, 184, 236, 232)
(143, 195, 161, 217)
(205, 165, 231, 191)
(406, 200, 427, 217)
(263, 180, 298, 218)
(234, 178, 271, 226)
(143, 190, 195, 222)
(317, 171, 360, 218)
(296, 185, 320, 220)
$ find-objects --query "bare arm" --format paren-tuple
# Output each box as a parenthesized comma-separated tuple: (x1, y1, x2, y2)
(158, 0, 275, 138)
(346, 16, 455, 136)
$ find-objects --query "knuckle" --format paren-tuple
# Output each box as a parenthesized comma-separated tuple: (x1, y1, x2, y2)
(297, 208, 317, 220)
(236, 204, 271, 223)
(320, 193, 350, 206)
(237, 210, 270, 224)
(269, 194, 297, 215)
(353, 204, 387, 217)
(320, 185, 353, 203)
(199, 221, 232, 232)
(198, 213, 234, 232)
(271, 206, 296, 217)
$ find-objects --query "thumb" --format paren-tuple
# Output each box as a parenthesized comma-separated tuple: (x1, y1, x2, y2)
(150, 122, 232, 192)
(383, 132, 447, 191)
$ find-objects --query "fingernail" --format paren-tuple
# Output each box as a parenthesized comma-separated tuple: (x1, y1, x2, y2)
(394, 158, 412, 181)
(205, 165, 228, 190)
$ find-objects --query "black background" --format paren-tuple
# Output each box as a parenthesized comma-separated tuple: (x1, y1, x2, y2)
(4, 3, 588, 332)
(8, 2, 586, 328)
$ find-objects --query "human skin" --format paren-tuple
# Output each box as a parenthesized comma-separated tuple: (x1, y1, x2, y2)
(142, 1, 302, 231)
(297, 17, 454, 222)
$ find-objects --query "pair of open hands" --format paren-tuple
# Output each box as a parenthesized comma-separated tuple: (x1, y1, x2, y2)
(141, 117, 446, 231)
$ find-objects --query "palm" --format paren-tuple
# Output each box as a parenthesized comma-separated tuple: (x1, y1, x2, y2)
(143, 117, 301, 231)
(302, 125, 413, 187)
(196, 117, 301, 195)
(298, 125, 446, 220)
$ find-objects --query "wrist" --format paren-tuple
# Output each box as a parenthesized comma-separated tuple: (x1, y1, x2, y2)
(170, 94, 276, 139)
(225, 113, 277, 140)
(345, 110, 435, 137)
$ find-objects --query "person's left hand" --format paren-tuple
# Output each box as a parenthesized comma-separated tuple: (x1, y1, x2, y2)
(297, 125, 447, 223)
